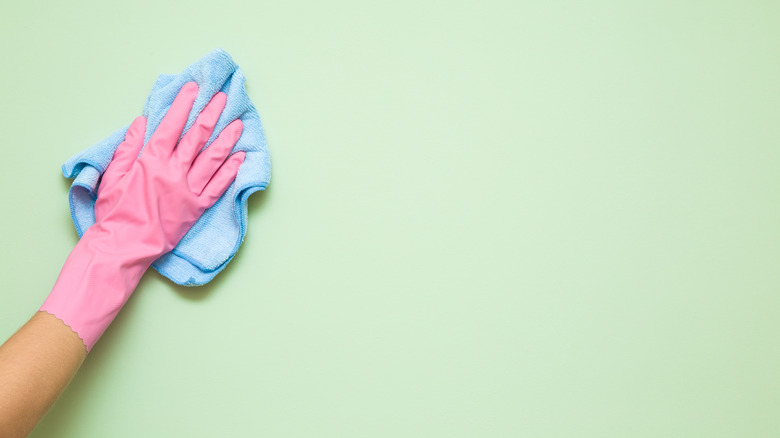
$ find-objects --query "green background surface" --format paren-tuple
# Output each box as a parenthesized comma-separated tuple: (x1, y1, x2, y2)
(1, 0, 779, 436)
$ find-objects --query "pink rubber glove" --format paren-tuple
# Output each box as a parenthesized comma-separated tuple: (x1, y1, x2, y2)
(41, 82, 246, 352)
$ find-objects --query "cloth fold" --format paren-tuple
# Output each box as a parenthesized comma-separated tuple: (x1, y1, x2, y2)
(63, 49, 270, 286)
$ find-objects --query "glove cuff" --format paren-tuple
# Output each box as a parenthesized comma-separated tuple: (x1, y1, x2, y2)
(40, 226, 152, 352)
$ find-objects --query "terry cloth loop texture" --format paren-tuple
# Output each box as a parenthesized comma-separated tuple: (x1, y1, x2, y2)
(62, 49, 270, 286)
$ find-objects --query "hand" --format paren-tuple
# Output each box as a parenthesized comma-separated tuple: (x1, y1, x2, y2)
(41, 82, 245, 351)
(94, 81, 245, 260)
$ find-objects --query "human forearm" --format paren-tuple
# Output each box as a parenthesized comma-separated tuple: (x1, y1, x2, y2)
(0, 311, 87, 437)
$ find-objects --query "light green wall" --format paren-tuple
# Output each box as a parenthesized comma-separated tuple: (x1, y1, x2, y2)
(1, 0, 779, 436)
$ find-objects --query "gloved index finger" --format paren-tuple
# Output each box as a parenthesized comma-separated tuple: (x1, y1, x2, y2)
(146, 81, 199, 158)
(175, 91, 227, 166)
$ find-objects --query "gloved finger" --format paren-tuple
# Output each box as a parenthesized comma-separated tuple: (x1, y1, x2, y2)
(199, 151, 246, 203)
(98, 116, 147, 197)
(188, 118, 243, 194)
(175, 92, 227, 165)
(145, 81, 198, 158)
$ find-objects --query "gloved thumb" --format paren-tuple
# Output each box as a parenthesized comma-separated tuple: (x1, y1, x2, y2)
(99, 116, 147, 196)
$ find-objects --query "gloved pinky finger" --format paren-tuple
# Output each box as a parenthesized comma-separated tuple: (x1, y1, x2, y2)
(199, 151, 246, 204)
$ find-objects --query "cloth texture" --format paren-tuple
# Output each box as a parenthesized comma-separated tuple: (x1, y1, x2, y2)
(62, 49, 270, 286)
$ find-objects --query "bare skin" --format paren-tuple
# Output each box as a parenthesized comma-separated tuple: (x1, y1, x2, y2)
(0, 311, 87, 438)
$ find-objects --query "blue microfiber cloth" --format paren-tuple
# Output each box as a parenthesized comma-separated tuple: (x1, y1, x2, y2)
(62, 49, 270, 286)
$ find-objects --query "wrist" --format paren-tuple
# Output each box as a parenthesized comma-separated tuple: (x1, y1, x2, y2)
(39, 225, 154, 352)
(85, 220, 170, 265)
